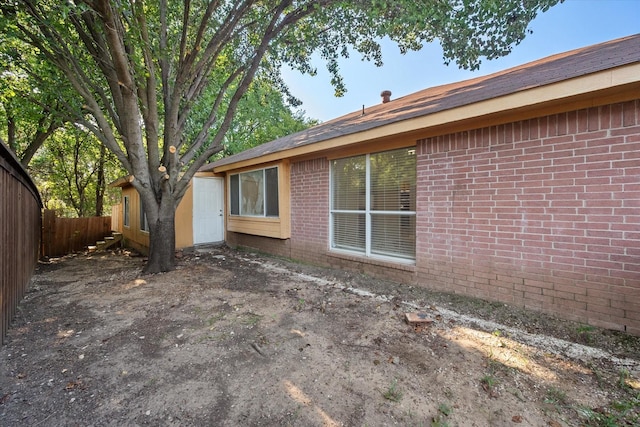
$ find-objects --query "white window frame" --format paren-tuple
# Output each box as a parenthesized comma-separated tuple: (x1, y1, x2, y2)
(330, 147, 416, 263)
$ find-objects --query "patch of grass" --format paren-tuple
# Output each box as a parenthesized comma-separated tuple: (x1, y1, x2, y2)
(576, 324, 596, 344)
(544, 387, 568, 406)
(145, 377, 158, 387)
(285, 405, 302, 426)
(480, 374, 498, 396)
(481, 374, 496, 388)
(196, 333, 224, 343)
(587, 362, 606, 389)
(618, 369, 630, 389)
(487, 358, 503, 374)
(431, 404, 452, 427)
(382, 379, 403, 402)
(507, 387, 526, 402)
(240, 313, 263, 326)
(577, 391, 640, 427)
(437, 403, 452, 416)
(207, 313, 225, 327)
(430, 417, 450, 427)
(609, 330, 640, 356)
(207, 332, 233, 341)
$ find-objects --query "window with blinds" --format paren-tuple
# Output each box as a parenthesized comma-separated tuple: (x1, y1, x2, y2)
(330, 147, 416, 261)
(230, 166, 279, 217)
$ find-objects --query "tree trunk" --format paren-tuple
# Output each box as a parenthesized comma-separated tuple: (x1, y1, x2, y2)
(143, 195, 176, 274)
(7, 114, 16, 152)
(95, 143, 106, 216)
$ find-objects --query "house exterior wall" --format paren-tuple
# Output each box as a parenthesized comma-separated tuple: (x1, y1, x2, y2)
(120, 186, 149, 254)
(226, 231, 291, 258)
(120, 185, 195, 254)
(290, 158, 329, 263)
(416, 100, 640, 334)
(227, 99, 640, 334)
(226, 161, 292, 239)
(175, 184, 194, 249)
(111, 203, 123, 233)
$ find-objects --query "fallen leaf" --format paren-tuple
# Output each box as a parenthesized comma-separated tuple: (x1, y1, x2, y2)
(65, 381, 82, 391)
(512, 415, 523, 423)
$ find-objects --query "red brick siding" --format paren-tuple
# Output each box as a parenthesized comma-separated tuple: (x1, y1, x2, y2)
(417, 100, 640, 334)
(290, 158, 330, 265)
(230, 100, 640, 335)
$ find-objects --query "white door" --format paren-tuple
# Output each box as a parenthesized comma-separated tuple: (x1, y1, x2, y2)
(192, 177, 224, 244)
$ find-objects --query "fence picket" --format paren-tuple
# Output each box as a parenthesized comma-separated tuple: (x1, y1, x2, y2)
(1, 142, 42, 346)
(41, 211, 113, 258)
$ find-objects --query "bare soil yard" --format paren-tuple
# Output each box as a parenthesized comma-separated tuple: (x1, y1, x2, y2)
(1, 246, 639, 426)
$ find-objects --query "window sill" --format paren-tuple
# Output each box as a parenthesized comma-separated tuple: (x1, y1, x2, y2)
(328, 249, 416, 272)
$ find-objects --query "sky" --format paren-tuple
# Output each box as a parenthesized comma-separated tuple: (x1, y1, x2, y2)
(281, 0, 640, 122)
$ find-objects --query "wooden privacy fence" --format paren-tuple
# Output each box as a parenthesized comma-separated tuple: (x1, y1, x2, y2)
(41, 210, 113, 258)
(1, 141, 42, 346)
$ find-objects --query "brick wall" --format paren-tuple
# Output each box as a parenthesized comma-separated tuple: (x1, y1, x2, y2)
(230, 100, 640, 335)
(290, 158, 330, 265)
(416, 100, 640, 334)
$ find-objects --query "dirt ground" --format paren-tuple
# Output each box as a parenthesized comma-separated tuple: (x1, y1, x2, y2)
(1, 246, 639, 427)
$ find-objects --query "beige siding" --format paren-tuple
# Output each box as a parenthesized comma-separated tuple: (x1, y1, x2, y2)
(175, 183, 194, 249)
(120, 187, 149, 252)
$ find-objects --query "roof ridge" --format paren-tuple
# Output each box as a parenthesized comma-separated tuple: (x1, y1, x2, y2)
(202, 33, 640, 171)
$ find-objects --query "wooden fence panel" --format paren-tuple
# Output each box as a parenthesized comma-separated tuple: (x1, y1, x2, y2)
(41, 210, 113, 258)
(1, 142, 42, 346)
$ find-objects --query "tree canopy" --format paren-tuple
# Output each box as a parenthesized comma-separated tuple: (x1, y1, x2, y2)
(28, 124, 122, 217)
(0, 0, 562, 272)
(0, 32, 80, 166)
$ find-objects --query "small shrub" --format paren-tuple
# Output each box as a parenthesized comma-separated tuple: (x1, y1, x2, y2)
(481, 374, 497, 393)
(382, 379, 403, 402)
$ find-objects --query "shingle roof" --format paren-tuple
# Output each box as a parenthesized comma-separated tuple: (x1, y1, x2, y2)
(201, 33, 640, 172)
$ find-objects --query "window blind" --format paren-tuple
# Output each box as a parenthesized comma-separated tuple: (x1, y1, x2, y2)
(331, 147, 416, 261)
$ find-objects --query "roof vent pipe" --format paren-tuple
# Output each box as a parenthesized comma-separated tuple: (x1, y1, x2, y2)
(381, 90, 392, 104)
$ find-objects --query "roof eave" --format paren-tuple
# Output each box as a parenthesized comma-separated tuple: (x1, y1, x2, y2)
(109, 175, 134, 188)
(212, 62, 640, 173)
